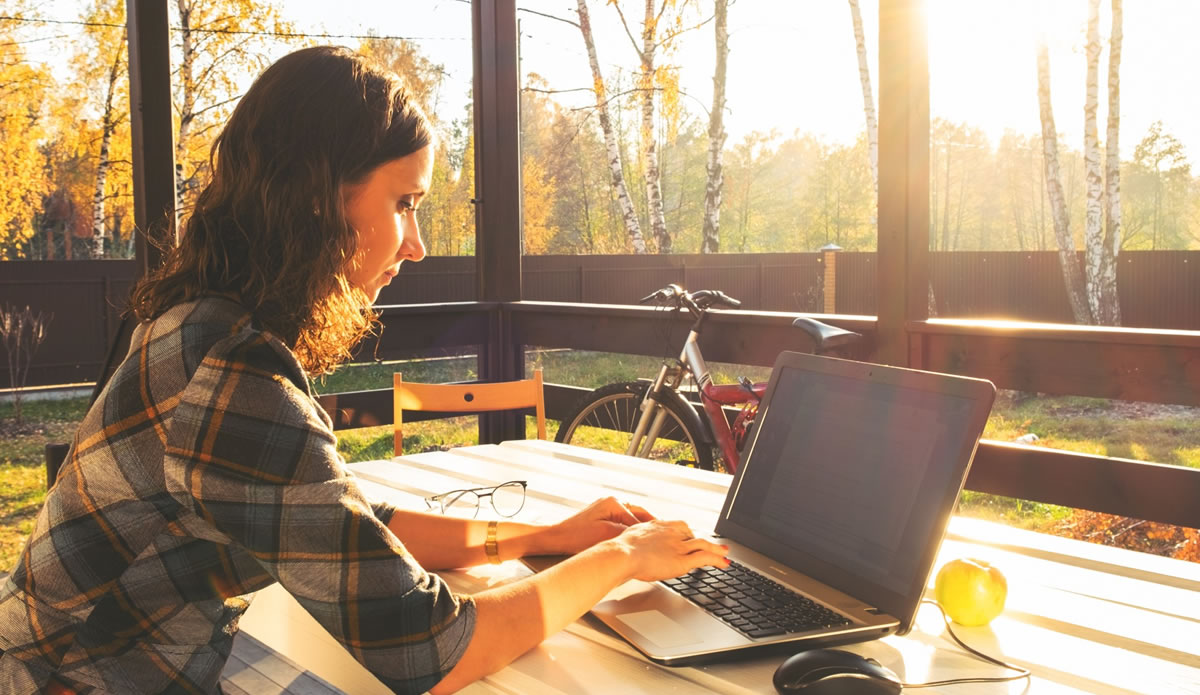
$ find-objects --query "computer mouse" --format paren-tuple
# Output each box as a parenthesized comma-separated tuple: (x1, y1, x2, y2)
(773, 648, 903, 694)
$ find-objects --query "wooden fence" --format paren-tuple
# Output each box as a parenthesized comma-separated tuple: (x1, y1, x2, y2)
(0, 261, 137, 388)
(2, 250, 1199, 388)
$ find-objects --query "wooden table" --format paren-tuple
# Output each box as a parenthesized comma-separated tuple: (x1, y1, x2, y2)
(239, 440, 1200, 694)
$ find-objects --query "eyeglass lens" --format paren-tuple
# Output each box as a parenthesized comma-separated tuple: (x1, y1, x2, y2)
(488, 481, 526, 517)
(440, 490, 481, 518)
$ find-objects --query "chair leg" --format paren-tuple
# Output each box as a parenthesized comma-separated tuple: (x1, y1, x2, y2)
(45, 443, 70, 489)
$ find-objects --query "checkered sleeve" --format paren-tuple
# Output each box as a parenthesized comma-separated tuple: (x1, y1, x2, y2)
(370, 500, 400, 527)
(163, 330, 475, 695)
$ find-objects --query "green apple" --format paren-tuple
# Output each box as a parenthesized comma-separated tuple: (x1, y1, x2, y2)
(933, 558, 1007, 626)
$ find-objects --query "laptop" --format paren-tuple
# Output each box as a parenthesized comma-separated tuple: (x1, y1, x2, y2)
(526, 350, 995, 665)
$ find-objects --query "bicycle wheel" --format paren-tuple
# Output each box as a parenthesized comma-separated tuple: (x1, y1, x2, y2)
(555, 381, 714, 470)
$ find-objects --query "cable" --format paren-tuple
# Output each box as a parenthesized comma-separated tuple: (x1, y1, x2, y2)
(0, 15, 468, 41)
(897, 599, 1032, 689)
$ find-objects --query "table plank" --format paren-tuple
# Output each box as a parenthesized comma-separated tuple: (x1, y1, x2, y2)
(238, 443, 1200, 695)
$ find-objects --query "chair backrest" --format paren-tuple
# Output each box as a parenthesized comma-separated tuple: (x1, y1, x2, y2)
(393, 369, 546, 456)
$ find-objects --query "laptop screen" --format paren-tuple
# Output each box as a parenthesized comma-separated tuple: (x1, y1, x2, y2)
(718, 353, 993, 627)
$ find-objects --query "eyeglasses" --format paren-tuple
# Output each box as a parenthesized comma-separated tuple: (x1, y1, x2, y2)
(424, 480, 528, 518)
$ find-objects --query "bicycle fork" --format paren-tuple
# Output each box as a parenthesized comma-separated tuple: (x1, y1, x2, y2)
(626, 330, 712, 459)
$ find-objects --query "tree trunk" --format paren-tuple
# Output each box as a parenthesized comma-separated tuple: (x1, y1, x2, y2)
(700, 0, 729, 254)
(576, 0, 647, 254)
(941, 144, 951, 251)
(953, 159, 968, 249)
(849, 0, 878, 196)
(175, 0, 196, 213)
(1102, 0, 1124, 322)
(639, 0, 670, 253)
(1084, 0, 1120, 326)
(90, 31, 125, 260)
(1037, 42, 1091, 324)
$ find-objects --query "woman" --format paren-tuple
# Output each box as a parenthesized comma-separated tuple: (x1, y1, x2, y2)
(0, 46, 726, 694)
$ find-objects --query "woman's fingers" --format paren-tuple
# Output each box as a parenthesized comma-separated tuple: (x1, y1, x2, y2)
(682, 537, 728, 557)
(625, 501, 656, 522)
(681, 538, 730, 570)
(610, 499, 644, 526)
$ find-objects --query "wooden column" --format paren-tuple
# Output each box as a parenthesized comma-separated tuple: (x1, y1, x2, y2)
(87, 0, 175, 402)
(472, 0, 525, 442)
(876, 0, 929, 366)
(126, 0, 177, 276)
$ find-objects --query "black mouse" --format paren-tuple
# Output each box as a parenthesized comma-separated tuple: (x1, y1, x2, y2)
(773, 648, 902, 694)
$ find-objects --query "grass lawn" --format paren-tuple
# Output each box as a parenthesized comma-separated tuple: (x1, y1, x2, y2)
(2, 350, 1197, 569)
(0, 397, 89, 571)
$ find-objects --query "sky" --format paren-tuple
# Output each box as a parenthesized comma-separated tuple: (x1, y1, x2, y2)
(16, 0, 1200, 162)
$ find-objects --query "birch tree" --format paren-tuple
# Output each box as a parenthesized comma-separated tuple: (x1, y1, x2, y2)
(73, 0, 128, 259)
(576, 0, 648, 253)
(848, 0, 878, 195)
(700, 0, 728, 253)
(1083, 0, 1120, 325)
(1104, 0, 1123, 260)
(89, 32, 125, 259)
(635, 0, 671, 253)
(1037, 41, 1092, 323)
(610, 0, 702, 254)
(172, 0, 293, 214)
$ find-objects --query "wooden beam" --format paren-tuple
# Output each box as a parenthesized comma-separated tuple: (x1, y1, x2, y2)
(967, 441, 1200, 530)
(912, 319, 1200, 406)
(876, 0, 929, 366)
(125, 0, 176, 275)
(364, 303, 492, 361)
(508, 301, 877, 367)
(366, 303, 1200, 527)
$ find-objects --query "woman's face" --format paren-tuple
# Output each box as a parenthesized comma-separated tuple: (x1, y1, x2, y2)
(343, 146, 433, 302)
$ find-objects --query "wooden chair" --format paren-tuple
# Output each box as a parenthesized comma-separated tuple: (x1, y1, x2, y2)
(393, 369, 546, 456)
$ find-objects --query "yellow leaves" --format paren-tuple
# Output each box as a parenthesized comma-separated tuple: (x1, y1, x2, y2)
(172, 0, 299, 206)
(0, 115, 49, 259)
(655, 66, 681, 142)
(0, 28, 51, 259)
(521, 156, 559, 255)
(419, 141, 475, 257)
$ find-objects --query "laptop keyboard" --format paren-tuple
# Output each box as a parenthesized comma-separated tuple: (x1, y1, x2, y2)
(662, 561, 853, 639)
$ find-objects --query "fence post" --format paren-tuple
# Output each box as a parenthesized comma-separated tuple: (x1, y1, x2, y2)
(821, 243, 842, 313)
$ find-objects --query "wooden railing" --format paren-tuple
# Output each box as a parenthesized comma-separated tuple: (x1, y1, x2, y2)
(318, 301, 1200, 531)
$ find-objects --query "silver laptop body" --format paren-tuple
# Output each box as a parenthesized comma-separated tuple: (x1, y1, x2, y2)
(532, 350, 995, 666)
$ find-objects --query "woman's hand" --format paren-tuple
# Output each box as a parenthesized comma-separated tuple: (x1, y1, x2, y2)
(535, 496, 656, 555)
(610, 520, 729, 582)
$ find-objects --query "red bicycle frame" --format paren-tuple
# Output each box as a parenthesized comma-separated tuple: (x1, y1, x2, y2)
(700, 381, 766, 472)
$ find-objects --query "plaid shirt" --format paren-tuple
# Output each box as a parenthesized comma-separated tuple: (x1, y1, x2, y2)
(0, 298, 475, 694)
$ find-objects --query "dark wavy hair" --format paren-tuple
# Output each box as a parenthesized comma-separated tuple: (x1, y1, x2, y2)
(130, 46, 433, 374)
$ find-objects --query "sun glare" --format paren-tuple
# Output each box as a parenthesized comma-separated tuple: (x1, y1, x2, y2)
(926, 0, 1092, 149)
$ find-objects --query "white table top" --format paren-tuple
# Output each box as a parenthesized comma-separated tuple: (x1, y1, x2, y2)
(239, 440, 1200, 694)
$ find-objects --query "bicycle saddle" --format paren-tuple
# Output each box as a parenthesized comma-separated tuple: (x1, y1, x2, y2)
(792, 317, 861, 352)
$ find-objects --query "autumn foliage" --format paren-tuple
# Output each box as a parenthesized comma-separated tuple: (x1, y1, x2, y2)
(0, 18, 51, 260)
(1056, 510, 1200, 562)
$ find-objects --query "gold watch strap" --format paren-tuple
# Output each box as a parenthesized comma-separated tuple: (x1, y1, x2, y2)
(485, 520, 501, 564)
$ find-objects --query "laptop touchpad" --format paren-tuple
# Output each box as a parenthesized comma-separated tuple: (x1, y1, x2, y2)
(614, 610, 701, 648)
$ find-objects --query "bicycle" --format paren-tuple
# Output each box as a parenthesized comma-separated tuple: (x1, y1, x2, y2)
(554, 284, 862, 474)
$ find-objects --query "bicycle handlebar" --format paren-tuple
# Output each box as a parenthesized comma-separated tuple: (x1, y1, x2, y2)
(691, 289, 741, 310)
(639, 285, 741, 312)
(639, 283, 686, 305)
